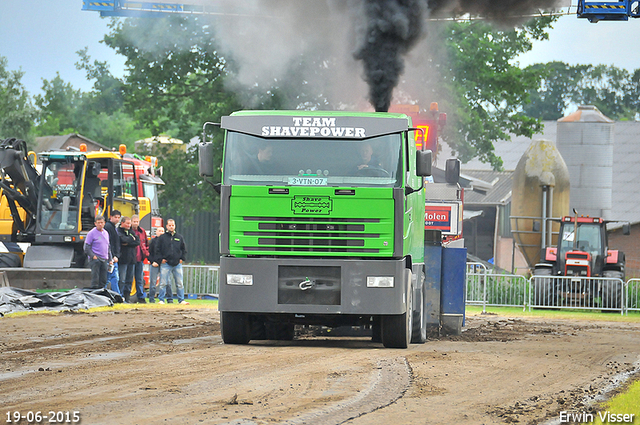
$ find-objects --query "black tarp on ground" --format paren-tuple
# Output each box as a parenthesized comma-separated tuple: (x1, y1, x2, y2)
(0, 287, 123, 316)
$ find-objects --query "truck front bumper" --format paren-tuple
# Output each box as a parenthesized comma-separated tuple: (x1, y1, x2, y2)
(219, 256, 408, 315)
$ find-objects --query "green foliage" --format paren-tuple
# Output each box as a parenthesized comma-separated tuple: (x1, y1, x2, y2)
(524, 62, 640, 120)
(0, 56, 37, 141)
(103, 16, 241, 143)
(429, 17, 557, 170)
(33, 67, 150, 149)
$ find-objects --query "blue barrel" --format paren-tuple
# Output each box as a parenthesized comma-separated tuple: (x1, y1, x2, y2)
(441, 247, 467, 335)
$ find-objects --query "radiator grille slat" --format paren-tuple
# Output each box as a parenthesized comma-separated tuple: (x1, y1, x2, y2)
(241, 216, 384, 254)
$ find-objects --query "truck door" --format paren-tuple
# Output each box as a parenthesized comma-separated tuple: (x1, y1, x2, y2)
(110, 159, 139, 219)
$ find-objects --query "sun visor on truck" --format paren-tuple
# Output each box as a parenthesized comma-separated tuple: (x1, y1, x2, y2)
(221, 115, 410, 139)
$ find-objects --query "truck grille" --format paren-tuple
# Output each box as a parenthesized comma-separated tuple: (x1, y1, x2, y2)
(241, 216, 382, 254)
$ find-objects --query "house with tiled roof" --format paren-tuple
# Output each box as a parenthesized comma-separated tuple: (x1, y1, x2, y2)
(31, 134, 110, 154)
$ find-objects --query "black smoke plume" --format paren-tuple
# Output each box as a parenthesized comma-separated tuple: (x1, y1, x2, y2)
(354, 0, 424, 112)
(355, 0, 562, 112)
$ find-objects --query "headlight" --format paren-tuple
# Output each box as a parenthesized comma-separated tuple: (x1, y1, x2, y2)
(367, 276, 394, 288)
(226, 274, 253, 286)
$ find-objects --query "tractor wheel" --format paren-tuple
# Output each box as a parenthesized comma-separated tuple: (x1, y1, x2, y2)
(0, 253, 21, 268)
(221, 311, 251, 345)
(601, 270, 623, 311)
(381, 269, 413, 349)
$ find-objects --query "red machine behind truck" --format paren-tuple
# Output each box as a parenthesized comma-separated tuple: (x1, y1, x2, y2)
(533, 214, 630, 309)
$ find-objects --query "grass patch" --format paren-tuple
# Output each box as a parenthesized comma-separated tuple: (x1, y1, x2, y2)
(466, 306, 640, 323)
(593, 378, 640, 425)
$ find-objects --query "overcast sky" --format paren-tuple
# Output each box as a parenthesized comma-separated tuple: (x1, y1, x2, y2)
(2, 1, 640, 97)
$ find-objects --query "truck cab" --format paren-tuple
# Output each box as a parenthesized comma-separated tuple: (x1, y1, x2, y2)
(201, 111, 432, 348)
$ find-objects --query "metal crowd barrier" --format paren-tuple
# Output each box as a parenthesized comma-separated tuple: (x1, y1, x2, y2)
(466, 263, 528, 312)
(182, 265, 220, 297)
(529, 275, 625, 314)
(466, 262, 488, 312)
(626, 278, 640, 313)
(465, 265, 632, 315)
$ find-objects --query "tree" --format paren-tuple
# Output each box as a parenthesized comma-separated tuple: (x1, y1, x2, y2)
(34, 67, 150, 149)
(524, 62, 640, 121)
(424, 17, 557, 170)
(523, 61, 583, 120)
(103, 16, 240, 144)
(0, 56, 37, 141)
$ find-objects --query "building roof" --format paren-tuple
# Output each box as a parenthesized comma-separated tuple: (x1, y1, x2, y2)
(460, 170, 513, 206)
(439, 119, 640, 223)
(32, 134, 109, 153)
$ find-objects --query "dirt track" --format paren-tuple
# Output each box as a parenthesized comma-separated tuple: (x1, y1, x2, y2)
(1, 307, 639, 425)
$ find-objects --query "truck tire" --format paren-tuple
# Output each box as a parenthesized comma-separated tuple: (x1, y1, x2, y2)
(411, 274, 427, 344)
(532, 267, 555, 308)
(601, 271, 623, 311)
(221, 312, 251, 345)
(381, 269, 412, 349)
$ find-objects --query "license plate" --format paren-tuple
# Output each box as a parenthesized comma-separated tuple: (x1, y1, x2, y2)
(288, 177, 328, 186)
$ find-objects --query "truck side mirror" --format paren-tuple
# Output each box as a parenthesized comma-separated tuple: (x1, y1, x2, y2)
(445, 158, 460, 184)
(416, 150, 432, 177)
(623, 222, 631, 235)
(199, 142, 215, 177)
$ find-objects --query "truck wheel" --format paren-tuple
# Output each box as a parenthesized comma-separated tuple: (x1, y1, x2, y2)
(381, 269, 412, 349)
(411, 276, 426, 344)
(221, 312, 251, 344)
(601, 271, 623, 311)
(532, 267, 556, 308)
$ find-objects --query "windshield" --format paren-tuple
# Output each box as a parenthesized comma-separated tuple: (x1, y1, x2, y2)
(39, 160, 82, 231)
(142, 182, 160, 211)
(222, 132, 403, 187)
(559, 223, 602, 257)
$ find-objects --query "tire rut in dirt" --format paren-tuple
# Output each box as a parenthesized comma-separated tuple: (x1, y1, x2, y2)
(279, 357, 411, 425)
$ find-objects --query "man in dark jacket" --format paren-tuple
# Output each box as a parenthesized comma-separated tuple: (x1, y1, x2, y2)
(104, 210, 121, 295)
(131, 214, 149, 303)
(157, 219, 188, 305)
(117, 216, 140, 303)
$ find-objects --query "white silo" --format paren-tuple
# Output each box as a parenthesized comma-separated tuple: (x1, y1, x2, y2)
(556, 105, 614, 219)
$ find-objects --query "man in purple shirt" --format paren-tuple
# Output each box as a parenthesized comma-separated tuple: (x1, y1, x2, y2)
(84, 215, 112, 289)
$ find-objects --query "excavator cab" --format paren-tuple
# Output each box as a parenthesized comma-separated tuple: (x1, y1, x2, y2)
(577, 0, 640, 23)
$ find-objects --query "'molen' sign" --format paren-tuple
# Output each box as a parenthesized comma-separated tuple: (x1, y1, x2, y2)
(425, 203, 459, 235)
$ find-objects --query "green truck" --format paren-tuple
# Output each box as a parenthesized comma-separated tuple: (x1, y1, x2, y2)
(199, 111, 433, 348)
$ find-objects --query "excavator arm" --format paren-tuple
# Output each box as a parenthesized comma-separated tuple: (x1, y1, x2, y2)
(0, 138, 41, 239)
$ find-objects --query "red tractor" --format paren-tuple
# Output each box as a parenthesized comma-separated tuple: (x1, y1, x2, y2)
(533, 215, 630, 309)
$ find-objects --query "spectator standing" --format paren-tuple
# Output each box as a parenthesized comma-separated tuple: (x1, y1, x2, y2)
(104, 210, 121, 295)
(131, 215, 149, 303)
(117, 216, 140, 303)
(157, 219, 188, 305)
(83, 215, 112, 289)
(147, 227, 163, 303)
